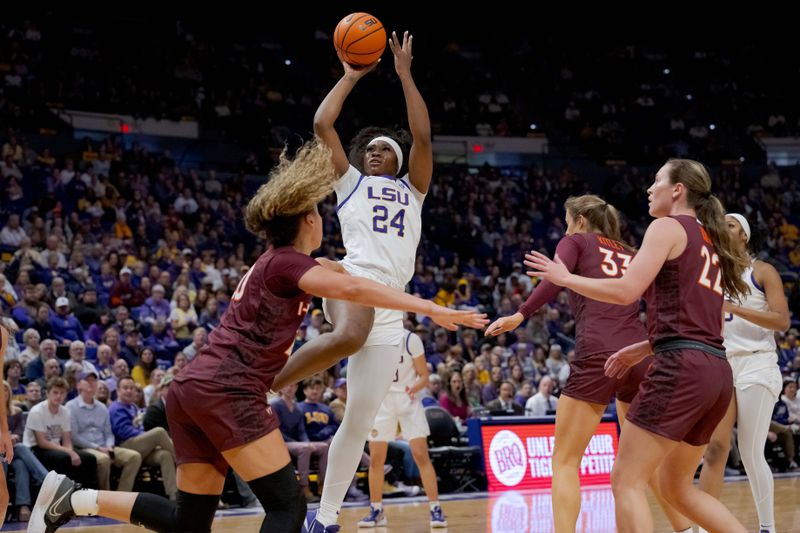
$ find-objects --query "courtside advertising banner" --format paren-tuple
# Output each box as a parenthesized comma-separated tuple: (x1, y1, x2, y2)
(481, 421, 618, 491)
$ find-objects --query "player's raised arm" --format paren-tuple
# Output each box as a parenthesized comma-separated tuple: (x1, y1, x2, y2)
(390, 31, 432, 194)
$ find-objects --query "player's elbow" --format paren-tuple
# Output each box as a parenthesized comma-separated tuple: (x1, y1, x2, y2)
(778, 314, 791, 333)
(615, 288, 638, 306)
(413, 132, 432, 147)
(313, 113, 334, 134)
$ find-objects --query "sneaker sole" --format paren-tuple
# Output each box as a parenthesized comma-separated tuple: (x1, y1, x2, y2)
(28, 471, 62, 533)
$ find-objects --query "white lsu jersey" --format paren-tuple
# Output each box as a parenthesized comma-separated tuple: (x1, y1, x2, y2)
(389, 331, 426, 393)
(723, 264, 777, 356)
(335, 165, 424, 287)
(331, 165, 425, 346)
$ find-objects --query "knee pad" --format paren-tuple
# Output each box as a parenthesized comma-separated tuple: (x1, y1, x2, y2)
(131, 491, 218, 533)
(247, 462, 306, 530)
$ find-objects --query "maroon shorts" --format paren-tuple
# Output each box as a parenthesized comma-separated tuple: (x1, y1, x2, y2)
(167, 378, 280, 475)
(562, 352, 651, 405)
(626, 349, 732, 446)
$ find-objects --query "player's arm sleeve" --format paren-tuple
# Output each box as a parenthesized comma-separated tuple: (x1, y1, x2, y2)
(333, 165, 364, 201)
(265, 254, 321, 298)
(518, 235, 583, 319)
(401, 174, 426, 204)
(408, 332, 425, 359)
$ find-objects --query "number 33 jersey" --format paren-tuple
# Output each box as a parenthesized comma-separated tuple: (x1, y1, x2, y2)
(335, 165, 425, 291)
(556, 232, 648, 357)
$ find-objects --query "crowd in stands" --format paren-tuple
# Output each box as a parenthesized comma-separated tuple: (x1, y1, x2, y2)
(1, 118, 800, 519)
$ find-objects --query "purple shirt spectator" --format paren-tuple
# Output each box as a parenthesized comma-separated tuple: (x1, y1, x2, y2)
(297, 401, 338, 442)
(138, 286, 171, 324)
(109, 400, 142, 444)
(49, 298, 85, 342)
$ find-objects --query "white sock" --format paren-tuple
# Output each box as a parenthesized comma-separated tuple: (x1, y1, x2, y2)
(429, 500, 440, 511)
(71, 489, 99, 516)
(760, 526, 776, 533)
(736, 385, 778, 530)
(698, 528, 708, 533)
(675, 528, 692, 533)
(316, 503, 339, 527)
(372, 502, 383, 511)
(317, 344, 398, 526)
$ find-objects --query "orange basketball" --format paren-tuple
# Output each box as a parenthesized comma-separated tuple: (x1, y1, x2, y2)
(333, 12, 386, 66)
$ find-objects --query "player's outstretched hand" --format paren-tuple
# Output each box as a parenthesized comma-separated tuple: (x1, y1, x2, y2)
(524, 251, 571, 286)
(485, 312, 523, 337)
(389, 31, 413, 78)
(429, 306, 488, 331)
(604, 343, 648, 379)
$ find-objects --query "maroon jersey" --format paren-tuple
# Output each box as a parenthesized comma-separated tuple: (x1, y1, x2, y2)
(645, 215, 724, 351)
(519, 233, 647, 357)
(175, 247, 318, 393)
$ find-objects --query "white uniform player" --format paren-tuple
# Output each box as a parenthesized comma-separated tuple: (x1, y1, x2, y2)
(724, 264, 783, 397)
(323, 164, 425, 346)
(368, 331, 431, 442)
(696, 213, 791, 533)
(304, 33, 451, 531)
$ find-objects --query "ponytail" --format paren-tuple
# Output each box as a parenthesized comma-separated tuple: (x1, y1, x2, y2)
(666, 159, 750, 300)
(695, 194, 749, 299)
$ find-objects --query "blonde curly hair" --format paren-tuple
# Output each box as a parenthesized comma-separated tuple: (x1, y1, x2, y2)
(245, 138, 338, 245)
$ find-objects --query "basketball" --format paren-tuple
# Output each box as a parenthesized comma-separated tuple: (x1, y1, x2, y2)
(333, 12, 386, 66)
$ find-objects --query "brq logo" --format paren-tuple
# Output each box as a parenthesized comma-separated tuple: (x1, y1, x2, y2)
(489, 430, 527, 486)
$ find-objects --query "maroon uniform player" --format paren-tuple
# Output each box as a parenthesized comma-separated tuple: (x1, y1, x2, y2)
(29, 139, 486, 533)
(487, 194, 649, 533)
(526, 159, 749, 533)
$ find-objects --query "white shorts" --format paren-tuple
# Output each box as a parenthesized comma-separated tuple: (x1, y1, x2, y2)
(322, 265, 404, 347)
(368, 391, 430, 442)
(727, 351, 782, 399)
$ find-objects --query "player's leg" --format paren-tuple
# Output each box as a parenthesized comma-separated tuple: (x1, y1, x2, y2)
(273, 299, 374, 389)
(224, 429, 307, 532)
(0, 465, 8, 525)
(735, 384, 778, 533)
(367, 440, 388, 507)
(30, 381, 228, 533)
(658, 440, 747, 533)
(359, 440, 389, 528)
(551, 395, 605, 533)
(611, 421, 679, 533)
(408, 437, 447, 527)
(29, 463, 224, 533)
(617, 400, 692, 533)
(313, 343, 399, 528)
(698, 394, 737, 497)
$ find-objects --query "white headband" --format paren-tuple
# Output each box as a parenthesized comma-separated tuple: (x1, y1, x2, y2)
(726, 213, 751, 242)
(367, 136, 403, 175)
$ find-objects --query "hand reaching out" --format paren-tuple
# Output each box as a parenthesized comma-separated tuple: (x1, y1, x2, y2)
(388, 31, 413, 78)
(604, 342, 650, 379)
(524, 251, 571, 287)
(429, 305, 488, 331)
(485, 313, 524, 337)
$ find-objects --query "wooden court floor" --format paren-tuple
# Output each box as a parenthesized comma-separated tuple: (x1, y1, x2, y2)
(7, 476, 799, 532)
